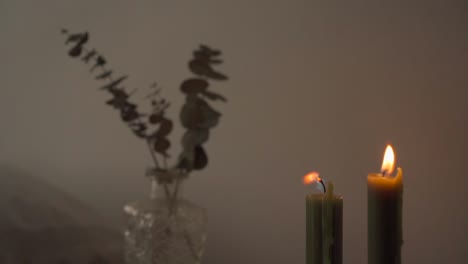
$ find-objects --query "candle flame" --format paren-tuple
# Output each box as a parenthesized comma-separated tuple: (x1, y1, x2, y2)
(303, 171, 321, 185)
(381, 145, 395, 175)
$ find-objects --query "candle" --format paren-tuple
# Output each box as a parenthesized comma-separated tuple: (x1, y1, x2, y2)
(305, 172, 343, 264)
(368, 145, 403, 264)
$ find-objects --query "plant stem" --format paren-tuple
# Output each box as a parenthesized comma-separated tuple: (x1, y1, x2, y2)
(145, 139, 171, 199)
(172, 176, 181, 203)
(145, 139, 160, 168)
(163, 156, 168, 169)
(168, 177, 180, 215)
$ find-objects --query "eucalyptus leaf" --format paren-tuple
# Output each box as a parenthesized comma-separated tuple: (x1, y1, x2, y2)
(130, 123, 147, 138)
(180, 78, 209, 94)
(188, 60, 228, 80)
(100, 75, 127, 91)
(197, 99, 221, 128)
(205, 71, 228, 80)
(180, 97, 205, 129)
(199, 44, 221, 56)
(95, 70, 113, 80)
(120, 106, 139, 122)
(209, 59, 223, 64)
(180, 97, 220, 129)
(202, 91, 227, 102)
(178, 147, 195, 171)
(193, 145, 208, 170)
(153, 137, 170, 156)
(91, 55, 107, 72)
(181, 129, 209, 148)
(193, 51, 210, 60)
(68, 45, 84, 58)
(65, 32, 88, 44)
(155, 119, 173, 137)
(188, 60, 211, 76)
(149, 113, 163, 124)
(82, 49, 97, 63)
(105, 90, 129, 109)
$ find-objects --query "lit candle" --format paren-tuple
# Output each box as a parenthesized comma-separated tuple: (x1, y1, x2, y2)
(368, 145, 403, 264)
(305, 172, 343, 264)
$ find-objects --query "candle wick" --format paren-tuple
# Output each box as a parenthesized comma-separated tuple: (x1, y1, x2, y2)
(381, 169, 388, 177)
(318, 179, 326, 193)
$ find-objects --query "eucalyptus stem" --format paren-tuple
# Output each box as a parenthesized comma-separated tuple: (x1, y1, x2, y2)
(145, 139, 171, 200)
(172, 176, 182, 203)
(145, 139, 160, 168)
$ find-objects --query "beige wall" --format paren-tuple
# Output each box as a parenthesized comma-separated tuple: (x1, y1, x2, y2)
(1, 0, 467, 263)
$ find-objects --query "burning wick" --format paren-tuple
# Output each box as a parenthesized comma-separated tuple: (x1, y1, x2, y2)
(381, 169, 388, 177)
(317, 177, 326, 193)
(303, 172, 327, 193)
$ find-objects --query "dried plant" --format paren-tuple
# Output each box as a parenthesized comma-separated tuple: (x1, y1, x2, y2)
(61, 29, 228, 202)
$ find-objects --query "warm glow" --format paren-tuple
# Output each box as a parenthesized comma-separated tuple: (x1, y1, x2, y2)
(303, 171, 321, 185)
(381, 145, 395, 175)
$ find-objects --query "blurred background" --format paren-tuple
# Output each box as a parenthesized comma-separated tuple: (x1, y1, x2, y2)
(1, 0, 467, 263)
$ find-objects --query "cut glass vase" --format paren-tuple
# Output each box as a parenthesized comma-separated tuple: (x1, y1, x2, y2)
(124, 181, 207, 264)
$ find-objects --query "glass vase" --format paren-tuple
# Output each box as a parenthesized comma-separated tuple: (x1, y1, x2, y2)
(124, 179, 207, 264)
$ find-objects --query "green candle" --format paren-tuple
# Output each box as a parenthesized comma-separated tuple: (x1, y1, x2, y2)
(306, 194, 324, 264)
(368, 145, 403, 264)
(305, 174, 343, 264)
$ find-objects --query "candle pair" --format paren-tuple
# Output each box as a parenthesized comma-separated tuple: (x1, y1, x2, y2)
(305, 145, 403, 264)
